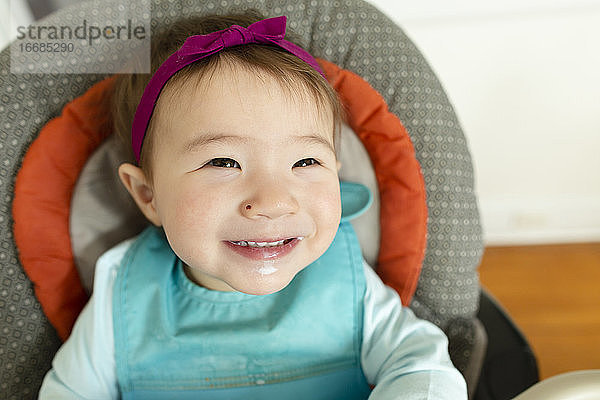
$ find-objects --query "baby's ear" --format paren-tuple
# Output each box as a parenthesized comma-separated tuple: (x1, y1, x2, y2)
(118, 163, 162, 226)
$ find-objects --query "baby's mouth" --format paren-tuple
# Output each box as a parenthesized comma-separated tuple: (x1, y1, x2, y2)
(229, 238, 303, 248)
(224, 237, 304, 260)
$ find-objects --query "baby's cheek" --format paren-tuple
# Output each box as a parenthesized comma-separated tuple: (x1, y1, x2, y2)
(313, 186, 342, 243)
(320, 184, 342, 223)
(172, 190, 216, 226)
(163, 196, 216, 250)
(163, 209, 215, 272)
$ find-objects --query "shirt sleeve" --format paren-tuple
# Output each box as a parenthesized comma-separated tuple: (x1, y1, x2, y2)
(360, 260, 468, 400)
(38, 239, 133, 400)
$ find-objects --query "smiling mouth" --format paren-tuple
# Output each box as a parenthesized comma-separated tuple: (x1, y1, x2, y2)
(224, 237, 304, 260)
(228, 238, 303, 248)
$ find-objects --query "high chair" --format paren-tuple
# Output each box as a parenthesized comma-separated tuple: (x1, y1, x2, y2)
(1, 0, 541, 398)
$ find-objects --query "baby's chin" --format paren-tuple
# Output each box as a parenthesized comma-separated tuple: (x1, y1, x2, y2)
(227, 268, 300, 296)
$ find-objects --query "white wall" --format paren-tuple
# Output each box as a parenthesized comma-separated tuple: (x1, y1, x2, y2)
(0, 0, 33, 51)
(367, 0, 600, 245)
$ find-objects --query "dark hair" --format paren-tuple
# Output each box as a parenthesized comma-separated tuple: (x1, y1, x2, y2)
(111, 11, 344, 183)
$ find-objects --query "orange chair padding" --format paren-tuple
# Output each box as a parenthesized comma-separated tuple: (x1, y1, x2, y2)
(13, 77, 114, 341)
(320, 59, 427, 308)
(12, 60, 426, 341)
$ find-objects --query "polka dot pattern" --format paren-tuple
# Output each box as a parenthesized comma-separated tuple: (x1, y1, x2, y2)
(0, 0, 483, 397)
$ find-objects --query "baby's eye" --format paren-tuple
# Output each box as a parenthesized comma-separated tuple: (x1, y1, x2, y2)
(293, 158, 320, 168)
(206, 158, 241, 169)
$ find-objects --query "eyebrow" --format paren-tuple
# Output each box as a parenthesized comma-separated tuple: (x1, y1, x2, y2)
(293, 134, 335, 154)
(182, 133, 335, 154)
(183, 134, 251, 153)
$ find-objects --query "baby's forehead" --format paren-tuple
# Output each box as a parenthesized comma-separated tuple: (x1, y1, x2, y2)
(154, 62, 336, 130)
(150, 64, 337, 150)
(166, 62, 330, 106)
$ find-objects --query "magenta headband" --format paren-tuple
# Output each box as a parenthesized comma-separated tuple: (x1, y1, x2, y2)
(131, 15, 325, 163)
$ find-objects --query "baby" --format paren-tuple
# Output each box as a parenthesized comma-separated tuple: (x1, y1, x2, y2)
(40, 12, 467, 399)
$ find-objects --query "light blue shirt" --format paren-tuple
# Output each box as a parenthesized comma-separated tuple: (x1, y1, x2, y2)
(40, 235, 466, 399)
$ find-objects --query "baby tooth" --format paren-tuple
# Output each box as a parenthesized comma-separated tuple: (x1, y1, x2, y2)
(232, 238, 293, 248)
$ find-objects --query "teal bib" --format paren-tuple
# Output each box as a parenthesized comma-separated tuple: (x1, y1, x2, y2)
(113, 182, 372, 399)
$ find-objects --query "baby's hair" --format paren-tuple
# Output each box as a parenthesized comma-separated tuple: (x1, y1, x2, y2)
(111, 10, 345, 183)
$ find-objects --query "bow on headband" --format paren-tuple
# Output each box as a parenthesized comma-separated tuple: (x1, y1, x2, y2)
(131, 16, 325, 163)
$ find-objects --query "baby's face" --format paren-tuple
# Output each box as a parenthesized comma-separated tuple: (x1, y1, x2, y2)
(148, 65, 341, 295)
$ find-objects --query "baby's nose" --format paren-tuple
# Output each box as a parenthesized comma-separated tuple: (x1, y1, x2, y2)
(241, 185, 299, 219)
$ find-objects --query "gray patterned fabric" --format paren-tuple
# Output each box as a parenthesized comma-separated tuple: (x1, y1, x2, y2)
(0, 0, 484, 398)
